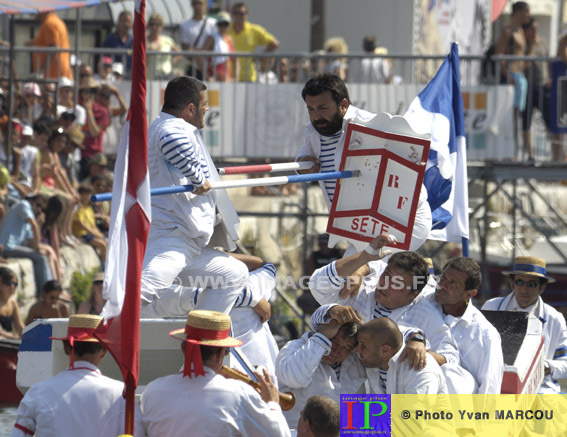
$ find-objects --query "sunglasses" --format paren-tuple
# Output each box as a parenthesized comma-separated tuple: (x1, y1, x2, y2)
(232, 11, 247, 16)
(513, 279, 540, 288)
(6, 280, 18, 287)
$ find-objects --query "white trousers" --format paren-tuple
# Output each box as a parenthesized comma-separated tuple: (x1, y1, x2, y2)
(140, 227, 248, 318)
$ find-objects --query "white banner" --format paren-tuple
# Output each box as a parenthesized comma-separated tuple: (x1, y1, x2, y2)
(104, 81, 516, 161)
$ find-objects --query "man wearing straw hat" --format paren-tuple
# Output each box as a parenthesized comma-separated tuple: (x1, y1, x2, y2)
(141, 310, 290, 436)
(11, 315, 144, 437)
(140, 76, 248, 318)
(482, 256, 567, 393)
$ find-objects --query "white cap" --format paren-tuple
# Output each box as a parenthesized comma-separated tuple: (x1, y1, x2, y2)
(22, 125, 34, 136)
(58, 76, 74, 89)
(112, 62, 124, 76)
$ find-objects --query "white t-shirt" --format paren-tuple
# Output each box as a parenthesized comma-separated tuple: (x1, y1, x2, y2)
(179, 16, 217, 49)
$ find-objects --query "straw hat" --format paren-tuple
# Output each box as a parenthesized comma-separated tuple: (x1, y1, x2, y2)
(50, 314, 102, 342)
(65, 126, 85, 149)
(216, 11, 231, 25)
(170, 310, 242, 378)
(502, 256, 556, 283)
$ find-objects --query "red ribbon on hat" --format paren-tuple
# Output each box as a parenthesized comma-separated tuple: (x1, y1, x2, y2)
(66, 326, 98, 368)
(182, 326, 230, 378)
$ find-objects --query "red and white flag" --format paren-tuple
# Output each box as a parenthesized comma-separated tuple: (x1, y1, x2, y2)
(95, 0, 150, 433)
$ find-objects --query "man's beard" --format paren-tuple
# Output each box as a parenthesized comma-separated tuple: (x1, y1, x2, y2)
(312, 111, 344, 136)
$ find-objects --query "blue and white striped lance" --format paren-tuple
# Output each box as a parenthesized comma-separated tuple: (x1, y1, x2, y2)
(92, 170, 360, 202)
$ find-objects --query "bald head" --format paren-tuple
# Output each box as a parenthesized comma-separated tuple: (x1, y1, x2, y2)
(356, 318, 403, 369)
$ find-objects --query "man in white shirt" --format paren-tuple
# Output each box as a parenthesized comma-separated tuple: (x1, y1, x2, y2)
(141, 76, 248, 318)
(276, 305, 366, 428)
(309, 234, 459, 370)
(12, 314, 144, 437)
(432, 257, 504, 394)
(228, 253, 280, 380)
(141, 310, 290, 437)
(482, 256, 567, 393)
(295, 73, 431, 255)
(178, 0, 216, 79)
(357, 316, 447, 394)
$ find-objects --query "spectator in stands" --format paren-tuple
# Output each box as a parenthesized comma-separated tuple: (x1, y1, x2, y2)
(521, 17, 550, 162)
(59, 125, 84, 186)
(94, 83, 127, 120)
(550, 27, 567, 161)
(93, 56, 115, 83)
(323, 37, 349, 81)
(12, 124, 40, 194)
(178, 0, 216, 80)
(78, 77, 110, 180)
(208, 11, 236, 82)
(21, 83, 43, 126)
(39, 128, 77, 248)
(358, 35, 392, 84)
(25, 11, 71, 79)
(39, 194, 64, 281)
(482, 256, 567, 393)
(0, 266, 24, 339)
(78, 271, 106, 315)
(112, 62, 124, 82)
(297, 396, 339, 437)
(147, 13, 181, 80)
(86, 153, 109, 181)
(90, 174, 110, 236)
(73, 184, 107, 263)
(495, 1, 531, 145)
(102, 10, 133, 72)
(25, 279, 68, 325)
(228, 2, 279, 82)
(0, 193, 53, 294)
(56, 77, 86, 128)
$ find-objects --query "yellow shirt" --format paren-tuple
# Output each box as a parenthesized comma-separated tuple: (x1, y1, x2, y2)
(228, 22, 276, 82)
(73, 204, 96, 238)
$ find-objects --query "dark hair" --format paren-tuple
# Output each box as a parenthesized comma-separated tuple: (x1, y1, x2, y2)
(118, 10, 132, 21)
(78, 185, 93, 194)
(362, 35, 376, 53)
(33, 121, 52, 138)
(522, 17, 536, 30)
(0, 267, 17, 285)
(301, 73, 350, 105)
(388, 251, 429, 293)
(162, 76, 207, 113)
(199, 344, 225, 362)
(510, 274, 548, 286)
(64, 340, 104, 357)
(443, 257, 482, 291)
(48, 127, 67, 146)
(337, 308, 363, 342)
(231, 2, 248, 12)
(43, 279, 63, 294)
(43, 195, 63, 229)
(512, 2, 529, 14)
(302, 395, 340, 437)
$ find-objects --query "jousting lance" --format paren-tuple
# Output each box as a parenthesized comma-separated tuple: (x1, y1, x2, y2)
(91, 170, 359, 202)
